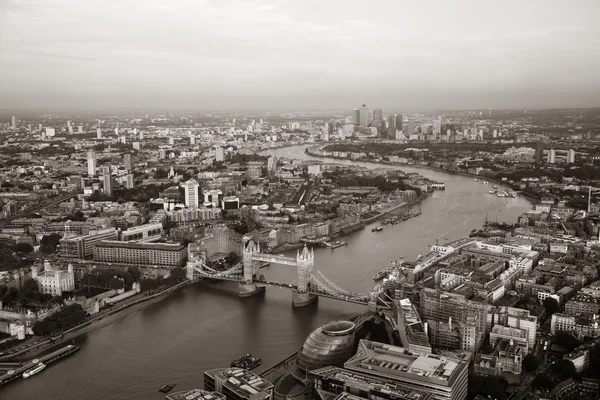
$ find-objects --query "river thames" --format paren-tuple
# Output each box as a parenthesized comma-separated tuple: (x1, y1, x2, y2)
(1, 145, 533, 400)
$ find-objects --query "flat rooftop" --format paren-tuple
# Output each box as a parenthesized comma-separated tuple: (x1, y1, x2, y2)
(311, 366, 431, 400)
(205, 368, 273, 399)
(344, 340, 467, 386)
(166, 389, 226, 400)
(96, 240, 185, 251)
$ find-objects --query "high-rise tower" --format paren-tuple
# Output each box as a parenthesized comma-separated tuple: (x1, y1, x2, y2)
(184, 179, 200, 208)
(103, 165, 113, 196)
(359, 104, 369, 128)
(87, 150, 97, 176)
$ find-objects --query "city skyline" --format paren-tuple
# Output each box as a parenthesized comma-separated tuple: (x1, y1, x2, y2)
(1, 0, 599, 111)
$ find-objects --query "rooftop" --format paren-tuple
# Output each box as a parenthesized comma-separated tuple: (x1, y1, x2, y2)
(166, 390, 226, 400)
(206, 368, 273, 399)
(96, 240, 185, 251)
(311, 366, 432, 400)
(344, 340, 466, 386)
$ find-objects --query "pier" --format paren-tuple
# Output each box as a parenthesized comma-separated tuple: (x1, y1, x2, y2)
(0, 344, 80, 387)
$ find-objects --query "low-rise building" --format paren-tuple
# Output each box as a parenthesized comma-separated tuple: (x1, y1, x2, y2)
(94, 240, 187, 267)
(32, 261, 75, 296)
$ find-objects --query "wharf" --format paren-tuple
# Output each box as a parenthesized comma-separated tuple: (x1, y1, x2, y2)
(0, 344, 80, 386)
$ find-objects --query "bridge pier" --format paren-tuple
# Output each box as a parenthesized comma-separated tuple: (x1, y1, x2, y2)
(238, 282, 265, 297)
(292, 290, 318, 307)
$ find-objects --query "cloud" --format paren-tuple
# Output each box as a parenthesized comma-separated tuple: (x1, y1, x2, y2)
(0, 0, 599, 110)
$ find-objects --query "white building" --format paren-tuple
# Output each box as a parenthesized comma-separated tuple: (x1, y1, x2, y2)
(184, 179, 200, 208)
(32, 261, 75, 296)
(215, 146, 225, 162)
(87, 149, 97, 176)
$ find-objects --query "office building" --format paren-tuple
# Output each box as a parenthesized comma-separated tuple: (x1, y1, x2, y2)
(310, 365, 433, 400)
(567, 149, 576, 164)
(420, 288, 491, 352)
(126, 173, 134, 189)
(215, 147, 225, 162)
(353, 108, 360, 126)
(548, 149, 556, 164)
(78, 125, 83, 134)
(204, 189, 223, 208)
(133, 142, 141, 150)
(221, 196, 240, 210)
(342, 340, 468, 400)
(395, 114, 403, 131)
(433, 117, 442, 135)
(59, 228, 118, 259)
(103, 165, 113, 196)
(184, 179, 200, 208)
(97, 127, 102, 139)
(94, 240, 187, 267)
(535, 142, 544, 164)
(190, 135, 196, 145)
(67, 120, 73, 134)
(123, 154, 133, 171)
(404, 120, 417, 137)
(298, 321, 356, 371)
(204, 368, 273, 400)
(11, 116, 16, 129)
(359, 104, 369, 127)
(395, 298, 432, 353)
(373, 109, 383, 127)
(32, 262, 75, 296)
(166, 390, 225, 400)
(492, 306, 537, 348)
(119, 223, 163, 242)
(87, 149, 97, 176)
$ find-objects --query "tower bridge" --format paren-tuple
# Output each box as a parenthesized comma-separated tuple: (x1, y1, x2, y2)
(187, 239, 382, 308)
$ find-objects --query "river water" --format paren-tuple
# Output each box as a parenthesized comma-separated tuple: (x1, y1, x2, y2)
(2, 145, 532, 400)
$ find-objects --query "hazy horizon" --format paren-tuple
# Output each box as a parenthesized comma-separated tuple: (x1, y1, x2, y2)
(1, 0, 599, 111)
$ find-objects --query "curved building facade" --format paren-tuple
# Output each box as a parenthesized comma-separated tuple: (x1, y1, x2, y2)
(297, 320, 356, 371)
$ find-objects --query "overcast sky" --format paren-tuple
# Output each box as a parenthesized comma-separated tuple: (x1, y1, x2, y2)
(1, 0, 599, 111)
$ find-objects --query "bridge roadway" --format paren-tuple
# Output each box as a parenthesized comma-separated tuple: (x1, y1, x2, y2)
(196, 272, 370, 305)
(250, 254, 297, 266)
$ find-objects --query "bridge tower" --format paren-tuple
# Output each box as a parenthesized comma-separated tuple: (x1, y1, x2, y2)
(292, 245, 318, 307)
(239, 239, 265, 297)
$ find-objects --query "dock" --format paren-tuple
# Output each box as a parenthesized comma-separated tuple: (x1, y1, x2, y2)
(0, 344, 80, 386)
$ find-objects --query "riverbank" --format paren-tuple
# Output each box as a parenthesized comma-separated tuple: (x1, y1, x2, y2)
(305, 147, 540, 204)
(3, 280, 190, 361)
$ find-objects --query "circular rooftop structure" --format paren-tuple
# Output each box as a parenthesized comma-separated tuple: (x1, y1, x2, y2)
(297, 320, 356, 371)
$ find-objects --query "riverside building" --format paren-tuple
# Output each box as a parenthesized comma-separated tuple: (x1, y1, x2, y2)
(93, 241, 187, 267)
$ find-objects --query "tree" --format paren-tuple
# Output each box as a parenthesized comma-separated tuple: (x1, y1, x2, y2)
(13, 243, 33, 253)
(32, 303, 87, 336)
(40, 233, 62, 253)
(108, 277, 124, 290)
(52, 295, 64, 305)
(126, 266, 141, 281)
(523, 353, 539, 372)
(532, 373, 555, 390)
(543, 297, 559, 315)
(226, 252, 240, 266)
(555, 359, 577, 378)
(169, 267, 187, 281)
(555, 332, 581, 352)
(154, 168, 169, 179)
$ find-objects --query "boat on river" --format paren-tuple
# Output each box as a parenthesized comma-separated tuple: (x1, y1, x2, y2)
(231, 354, 261, 370)
(371, 226, 383, 232)
(23, 361, 46, 378)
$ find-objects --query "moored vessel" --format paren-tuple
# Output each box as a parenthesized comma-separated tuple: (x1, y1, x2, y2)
(23, 361, 45, 378)
(231, 354, 261, 370)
